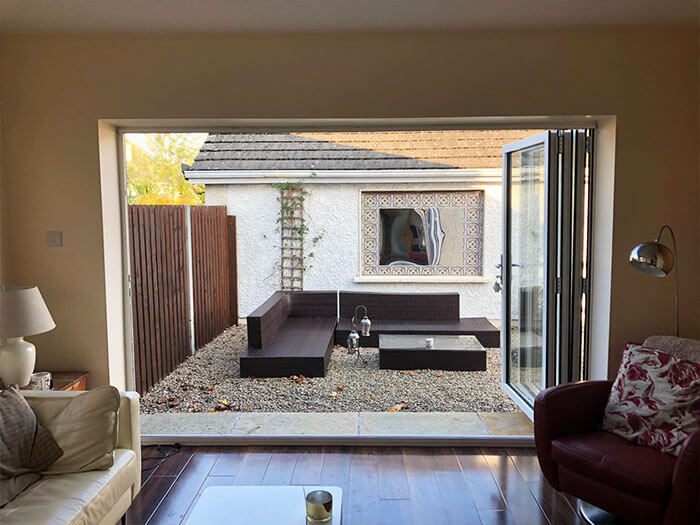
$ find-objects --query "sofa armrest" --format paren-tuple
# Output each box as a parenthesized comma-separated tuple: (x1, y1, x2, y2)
(534, 380, 613, 489)
(664, 431, 700, 525)
(535, 380, 613, 438)
(247, 291, 290, 348)
(117, 391, 141, 491)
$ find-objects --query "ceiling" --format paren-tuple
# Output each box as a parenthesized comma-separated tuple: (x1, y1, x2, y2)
(0, 0, 698, 34)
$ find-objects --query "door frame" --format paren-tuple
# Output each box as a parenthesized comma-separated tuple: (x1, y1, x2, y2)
(99, 116, 613, 441)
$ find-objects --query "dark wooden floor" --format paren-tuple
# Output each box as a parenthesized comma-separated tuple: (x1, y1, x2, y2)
(129, 446, 584, 525)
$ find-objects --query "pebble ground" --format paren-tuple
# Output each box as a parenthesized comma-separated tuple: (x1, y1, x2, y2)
(140, 325, 519, 414)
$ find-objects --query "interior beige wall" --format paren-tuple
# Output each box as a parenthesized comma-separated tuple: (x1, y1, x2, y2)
(0, 28, 698, 386)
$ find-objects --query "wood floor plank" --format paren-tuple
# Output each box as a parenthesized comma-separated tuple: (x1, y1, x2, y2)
(427, 448, 462, 471)
(454, 448, 507, 511)
(403, 447, 450, 524)
(478, 508, 519, 525)
(345, 448, 380, 525)
(320, 447, 352, 488)
(150, 447, 194, 478)
(376, 449, 410, 500)
(481, 447, 549, 525)
(527, 479, 583, 525)
(377, 499, 413, 525)
(290, 448, 325, 485)
(209, 447, 245, 477)
(434, 470, 481, 525)
(232, 447, 273, 485)
(507, 447, 543, 483)
(149, 453, 218, 525)
(126, 475, 176, 525)
(261, 447, 298, 485)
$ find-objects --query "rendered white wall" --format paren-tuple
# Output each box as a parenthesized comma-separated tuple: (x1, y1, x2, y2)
(206, 181, 503, 319)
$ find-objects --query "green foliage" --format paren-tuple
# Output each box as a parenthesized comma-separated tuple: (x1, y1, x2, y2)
(125, 133, 207, 205)
(272, 176, 323, 276)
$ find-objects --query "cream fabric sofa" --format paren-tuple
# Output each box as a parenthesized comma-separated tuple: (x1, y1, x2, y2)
(0, 391, 141, 525)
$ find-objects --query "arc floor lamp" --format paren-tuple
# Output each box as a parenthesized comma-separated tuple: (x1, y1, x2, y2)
(628, 224, 679, 337)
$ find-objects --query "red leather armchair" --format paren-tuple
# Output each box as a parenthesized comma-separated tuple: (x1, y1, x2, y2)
(534, 380, 700, 524)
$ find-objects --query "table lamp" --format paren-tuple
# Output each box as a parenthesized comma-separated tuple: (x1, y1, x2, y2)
(0, 286, 56, 387)
(628, 224, 679, 337)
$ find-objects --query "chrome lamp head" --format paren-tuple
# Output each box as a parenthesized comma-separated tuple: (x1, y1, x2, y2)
(629, 241, 674, 277)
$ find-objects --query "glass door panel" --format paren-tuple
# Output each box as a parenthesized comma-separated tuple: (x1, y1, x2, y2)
(502, 132, 551, 412)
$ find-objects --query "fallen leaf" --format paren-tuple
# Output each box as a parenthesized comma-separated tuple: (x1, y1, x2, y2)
(204, 386, 215, 392)
(329, 392, 338, 398)
(336, 386, 345, 392)
(220, 399, 229, 405)
(387, 402, 409, 412)
(371, 393, 376, 400)
(399, 370, 407, 375)
(208, 409, 216, 413)
(435, 373, 444, 378)
(409, 371, 420, 377)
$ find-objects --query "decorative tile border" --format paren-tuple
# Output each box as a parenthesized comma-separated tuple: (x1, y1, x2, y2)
(361, 190, 484, 276)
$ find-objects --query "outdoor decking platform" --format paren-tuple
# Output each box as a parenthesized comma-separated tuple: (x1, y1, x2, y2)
(240, 318, 336, 377)
(334, 316, 500, 348)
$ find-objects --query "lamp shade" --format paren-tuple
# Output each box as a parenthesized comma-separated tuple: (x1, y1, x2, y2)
(629, 241, 674, 277)
(0, 286, 56, 338)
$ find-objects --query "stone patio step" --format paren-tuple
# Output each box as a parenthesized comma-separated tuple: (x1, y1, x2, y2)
(140, 411, 533, 438)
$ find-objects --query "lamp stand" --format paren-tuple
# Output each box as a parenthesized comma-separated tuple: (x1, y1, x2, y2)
(0, 337, 36, 387)
(655, 225, 679, 337)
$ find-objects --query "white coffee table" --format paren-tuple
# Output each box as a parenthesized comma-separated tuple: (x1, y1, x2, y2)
(185, 485, 343, 525)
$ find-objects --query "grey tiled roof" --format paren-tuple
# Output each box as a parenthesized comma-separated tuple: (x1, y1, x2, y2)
(183, 133, 455, 171)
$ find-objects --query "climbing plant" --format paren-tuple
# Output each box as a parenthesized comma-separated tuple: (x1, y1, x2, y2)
(271, 177, 323, 290)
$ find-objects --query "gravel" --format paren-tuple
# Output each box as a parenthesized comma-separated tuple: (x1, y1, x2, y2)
(140, 324, 519, 414)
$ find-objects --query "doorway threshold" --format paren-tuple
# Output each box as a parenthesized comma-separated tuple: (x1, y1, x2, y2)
(141, 411, 534, 447)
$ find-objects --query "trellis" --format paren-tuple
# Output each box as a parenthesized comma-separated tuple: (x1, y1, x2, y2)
(279, 185, 306, 290)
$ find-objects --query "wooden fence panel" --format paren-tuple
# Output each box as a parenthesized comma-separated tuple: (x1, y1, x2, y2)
(191, 206, 231, 349)
(129, 205, 237, 394)
(129, 205, 190, 394)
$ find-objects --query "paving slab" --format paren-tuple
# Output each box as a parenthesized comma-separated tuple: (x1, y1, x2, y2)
(478, 411, 533, 436)
(230, 412, 358, 436)
(359, 411, 488, 436)
(141, 412, 239, 435)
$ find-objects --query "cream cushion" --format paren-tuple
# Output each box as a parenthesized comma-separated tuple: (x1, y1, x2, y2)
(0, 449, 137, 525)
(30, 386, 120, 474)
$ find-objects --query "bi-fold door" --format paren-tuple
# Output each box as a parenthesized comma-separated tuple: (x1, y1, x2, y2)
(501, 130, 594, 416)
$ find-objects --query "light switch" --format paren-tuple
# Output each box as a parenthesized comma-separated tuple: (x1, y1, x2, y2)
(47, 231, 63, 247)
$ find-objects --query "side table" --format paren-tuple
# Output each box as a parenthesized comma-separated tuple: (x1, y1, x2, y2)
(51, 371, 89, 391)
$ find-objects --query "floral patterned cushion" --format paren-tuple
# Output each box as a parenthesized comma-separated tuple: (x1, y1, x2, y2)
(602, 344, 700, 456)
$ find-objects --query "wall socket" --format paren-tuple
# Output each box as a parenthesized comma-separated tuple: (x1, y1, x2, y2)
(47, 231, 63, 247)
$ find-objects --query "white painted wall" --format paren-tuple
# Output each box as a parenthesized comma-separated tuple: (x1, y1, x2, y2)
(206, 181, 503, 319)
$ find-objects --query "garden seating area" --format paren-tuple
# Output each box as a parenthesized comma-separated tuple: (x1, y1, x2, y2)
(240, 290, 500, 378)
